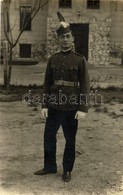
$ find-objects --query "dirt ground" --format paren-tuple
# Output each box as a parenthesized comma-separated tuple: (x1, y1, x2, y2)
(0, 90, 123, 195)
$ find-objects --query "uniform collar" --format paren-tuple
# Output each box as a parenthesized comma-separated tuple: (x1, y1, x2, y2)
(61, 47, 72, 54)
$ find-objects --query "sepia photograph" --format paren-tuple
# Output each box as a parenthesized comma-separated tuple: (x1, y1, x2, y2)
(0, 0, 123, 194)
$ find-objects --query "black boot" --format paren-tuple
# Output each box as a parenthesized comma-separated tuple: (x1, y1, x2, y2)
(34, 168, 57, 175)
(62, 171, 71, 182)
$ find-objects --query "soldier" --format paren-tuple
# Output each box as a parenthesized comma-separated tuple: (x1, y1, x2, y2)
(34, 12, 89, 182)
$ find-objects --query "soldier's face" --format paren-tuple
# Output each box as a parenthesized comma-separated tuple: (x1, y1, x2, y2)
(58, 32, 74, 49)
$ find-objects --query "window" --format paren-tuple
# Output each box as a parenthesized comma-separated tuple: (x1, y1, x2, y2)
(59, 0, 72, 8)
(20, 44, 31, 58)
(20, 6, 31, 31)
(87, 0, 100, 9)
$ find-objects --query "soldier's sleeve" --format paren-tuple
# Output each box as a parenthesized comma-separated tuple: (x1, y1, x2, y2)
(42, 57, 54, 108)
(78, 56, 90, 112)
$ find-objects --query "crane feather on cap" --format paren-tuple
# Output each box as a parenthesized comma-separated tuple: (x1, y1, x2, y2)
(57, 12, 69, 28)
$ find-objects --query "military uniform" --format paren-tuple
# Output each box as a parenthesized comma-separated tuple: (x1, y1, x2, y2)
(42, 49, 89, 173)
(42, 49, 89, 112)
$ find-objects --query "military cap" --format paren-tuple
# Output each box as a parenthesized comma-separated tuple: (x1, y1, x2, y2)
(56, 12, 72, 36)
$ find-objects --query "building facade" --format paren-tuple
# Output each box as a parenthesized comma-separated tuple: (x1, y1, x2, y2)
(1, 0, 48, 63)
(1, 0, 123, 66)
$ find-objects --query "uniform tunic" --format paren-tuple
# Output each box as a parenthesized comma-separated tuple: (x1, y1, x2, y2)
(42, 49, 90, 112)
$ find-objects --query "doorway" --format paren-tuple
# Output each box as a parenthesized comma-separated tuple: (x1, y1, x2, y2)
(70, 23, 89, 60)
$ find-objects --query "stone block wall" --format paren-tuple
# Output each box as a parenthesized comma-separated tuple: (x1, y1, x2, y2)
(89, 17, 111, 66)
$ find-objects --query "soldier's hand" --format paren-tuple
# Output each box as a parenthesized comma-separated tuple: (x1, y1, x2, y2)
(75, 111, 86, 120)
(41, 108, 48, 118)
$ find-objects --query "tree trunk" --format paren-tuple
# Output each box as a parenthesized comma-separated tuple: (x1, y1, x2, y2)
(3, 40, 9, 90)
(4, 45, 13, 91)
(8, 47, 13, 89)
(4, 67, 8, 89)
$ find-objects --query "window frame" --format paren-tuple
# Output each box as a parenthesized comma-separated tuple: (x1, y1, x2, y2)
(20, 6, 32, 31)
(59, 0, 72, 8)
(87, 0, 100, 9)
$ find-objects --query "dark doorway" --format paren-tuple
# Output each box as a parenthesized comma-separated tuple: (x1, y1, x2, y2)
(70, 23, 89, 60)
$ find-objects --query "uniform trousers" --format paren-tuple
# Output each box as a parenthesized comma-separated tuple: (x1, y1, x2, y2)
(43, 107, 78, 173)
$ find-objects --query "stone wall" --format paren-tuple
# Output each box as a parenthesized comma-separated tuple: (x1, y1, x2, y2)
(46, 17, 60, 58)
(89, 17, 111, 66)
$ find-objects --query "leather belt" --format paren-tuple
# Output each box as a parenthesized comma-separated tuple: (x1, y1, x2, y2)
(54, 80, 79, 87)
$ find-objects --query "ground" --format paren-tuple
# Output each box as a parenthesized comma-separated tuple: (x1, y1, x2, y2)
(0, 97, 123, 195)
(0, 63, 123, 195)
